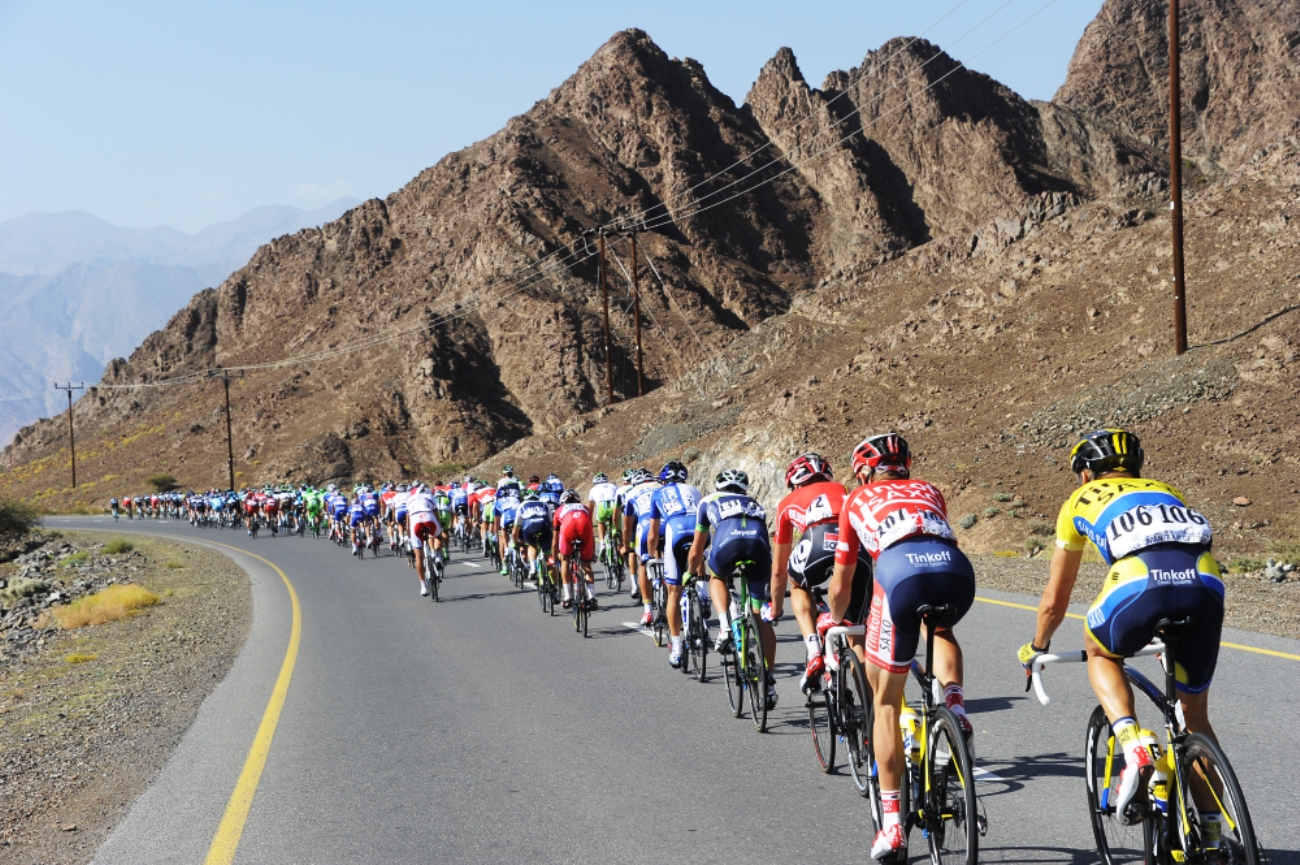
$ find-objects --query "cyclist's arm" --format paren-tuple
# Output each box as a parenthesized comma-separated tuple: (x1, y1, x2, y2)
(647, 516, 661, 552)
(1033, 546, 1082, 649)
(770, 539, 792, 619)
(688, 529, 708, 577)
(621, 511, 636, 550)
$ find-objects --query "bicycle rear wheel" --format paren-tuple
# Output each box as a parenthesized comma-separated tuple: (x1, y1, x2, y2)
(1085, 705, 1152, 864)
(1174, 733, 1259, 865)
(808, 688, 836, 773)
(537, 569, 550, 614)
(723, 640, 743, 719)
(652, 571, 667, 647)
(844, 650, 877, 803)
(744, 614, 768, 733)
(925, 707, 978, 864)
(687, 592, 708, 682)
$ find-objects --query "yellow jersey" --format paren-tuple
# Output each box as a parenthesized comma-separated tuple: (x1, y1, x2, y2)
(1054, 477, 1213, 565)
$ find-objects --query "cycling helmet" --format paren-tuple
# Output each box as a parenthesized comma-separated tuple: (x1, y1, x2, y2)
(503, 465, 515, 475)
(593, 472, 609, 484)
(786, 452, 833, 488)
(851, 433, 912, 478)
(1069, 429, 1144, 476)
(560, 489, 581, 504)
(659, 460, 688, 484)
(397, 484, 409, 492)
(714, 469, 750, 494)
(620, 468, 636, 482)
(527, 474, 540, 485)
(522, 489, 541, 501)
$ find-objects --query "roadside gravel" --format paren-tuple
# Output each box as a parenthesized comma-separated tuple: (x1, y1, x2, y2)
(0, 532, 250, 865)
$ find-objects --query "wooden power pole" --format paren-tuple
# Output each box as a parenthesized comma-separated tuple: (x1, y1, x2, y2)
(598, 232, 615, 406)
(631, 231, 644, 397)
(207, 369, 244, 491)
(1170, 0, 1188, 355)
(53, 382, 85, 488)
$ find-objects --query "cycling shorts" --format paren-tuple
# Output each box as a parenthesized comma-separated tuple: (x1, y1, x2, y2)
(706, 525, 772, 609)
(558, 514, 595, 562)
(866, 537, 975, 675)
(594, 501, 615, 524)
(408, 513, 441, 550)
(483, 503, 496, 523)
(636, 520, 654, 563)
(499, 507, 518, 530)
(521, 519, 552, 550)
(1085, 543, 1224, 693)
(349, 512, 366, 528)
(394, 508, 408, 523)
(661, 515, 695, 586)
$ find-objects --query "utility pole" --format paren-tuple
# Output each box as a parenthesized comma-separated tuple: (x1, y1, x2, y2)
(598, 231, 615, 406)
(631, 231, 644, 397)
(1170, 0, 1188, 355)
(207, 369, 244, 491)
(53, 382, 85, 488)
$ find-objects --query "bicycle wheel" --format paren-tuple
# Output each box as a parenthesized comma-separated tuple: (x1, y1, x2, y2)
(925, 707, 978, 864)
(723, 642, 743, 718)
(744, 614, 768, 733)
(808, 688, 836, 773)
(1085, 705, 1153, 864)
(687, 592, 708, 682)
(537, 568, 550, 614)
(1173, 733, 1259, 865)
(844, 650, 877, 803)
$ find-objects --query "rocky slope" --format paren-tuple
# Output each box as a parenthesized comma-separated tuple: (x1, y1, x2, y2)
(1, 1, 1296, 558)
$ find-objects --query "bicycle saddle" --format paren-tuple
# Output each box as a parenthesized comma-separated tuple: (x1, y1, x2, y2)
(1153, 616, 1197, 638)
(917, 603, 956, 620)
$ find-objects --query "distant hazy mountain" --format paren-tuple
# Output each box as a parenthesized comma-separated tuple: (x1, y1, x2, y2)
(0, 199, 360, 444)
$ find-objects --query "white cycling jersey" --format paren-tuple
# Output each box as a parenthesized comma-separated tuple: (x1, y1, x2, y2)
(588, 482, 618, 504)
(407, 490, 436, 516)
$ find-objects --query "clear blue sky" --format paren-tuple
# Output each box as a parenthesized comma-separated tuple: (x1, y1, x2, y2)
(0, 0, 1105, 233)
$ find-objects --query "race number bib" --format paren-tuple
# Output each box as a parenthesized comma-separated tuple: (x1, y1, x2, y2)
(1106, 504, 1213, 560)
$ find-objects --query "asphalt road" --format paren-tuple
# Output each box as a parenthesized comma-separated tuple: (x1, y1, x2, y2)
(54, 517, 1299, 864)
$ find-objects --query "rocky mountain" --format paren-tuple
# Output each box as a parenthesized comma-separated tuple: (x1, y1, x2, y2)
(0, 201, 359, 442)
(1056, 0, 1300, 171)
(1, 0, 1296, 558)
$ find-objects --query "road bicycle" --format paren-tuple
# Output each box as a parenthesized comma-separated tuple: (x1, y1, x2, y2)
(422, 550, 442, 603)
(804, 588, 874, 796)
(647, 558, 669, 647)
(569, 540, 590, 638)
(1030, 617, 1260, 864)
(601, 531, 625, 592)
(535, 552, 558, 616)
(719, 561, 773, 733)
(861, 603, 981, 864)
(681, 572, 710, 682)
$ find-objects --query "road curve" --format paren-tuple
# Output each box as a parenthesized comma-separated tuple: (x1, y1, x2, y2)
(52, 517, 1299, 864)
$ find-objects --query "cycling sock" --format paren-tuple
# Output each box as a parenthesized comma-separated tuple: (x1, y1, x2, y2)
(584, 583, 595, 600)
(671, 635, 683, 650)
(643, 602, 653, 615)
(717, 608, 730, 631)
(881, 789, 902, 829)
(944, 684, 968, 719)
(1112, 717, 1142, 759)
(562, 584, 572, 600)
(806, 634, 822, 661)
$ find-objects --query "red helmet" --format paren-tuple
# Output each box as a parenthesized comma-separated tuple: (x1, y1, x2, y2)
(785, 452, 833, 488)
(851, 433, 912, 478)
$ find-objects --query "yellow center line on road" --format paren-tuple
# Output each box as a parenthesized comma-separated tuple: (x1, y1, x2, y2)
(201, 542, 302, 865)
(974, 595, 1300, 662)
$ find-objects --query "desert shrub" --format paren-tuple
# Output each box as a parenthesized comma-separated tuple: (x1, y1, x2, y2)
(53, 584, 160, 629)
(993, 550, 1020, 558)
(61, 551, 89, 566)
(0, 498, 41, 541)
(1028, 520, 1054, 536)
(983, 507, 1001, 518)
(0, 578, 49, 602)
(103, 538, 134, 554)
(957, 514, 978, 530)
(165, 559, 185, 569)
(1025, 537, 1046, 556)
(991, 492, 1014, 503)
(146, 473, 178, 493)
(65, 653, 98, 664)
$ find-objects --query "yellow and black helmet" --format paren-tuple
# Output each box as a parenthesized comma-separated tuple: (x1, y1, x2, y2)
(1069, 429, 1144, 476)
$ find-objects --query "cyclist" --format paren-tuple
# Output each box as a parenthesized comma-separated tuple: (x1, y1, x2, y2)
(826, 433, 974, 861)
(496, 480, 523, 576)
(645, 460, 703, 668)
(1018, 429, 1223, 827)
(450, 480, 469, 540)
(555, 489, 597, 609)
(688, 469, 777, 710)
(512, 489, 554, 583)
(586, 472, 619, 559)
(613, 469, 640, 598)
(621, 468, 662, 626)
(770, 452, 874, 693)
(407, 482, 442, 596)
(109, 497, 120, 520)
(348, 495, 367, 554)
(433, 484, 453, 560)
(496, 464, 520, 494)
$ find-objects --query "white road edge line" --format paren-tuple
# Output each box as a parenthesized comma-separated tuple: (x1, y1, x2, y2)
(623, 622, 657, 639)
(973, 766, 1006, 782)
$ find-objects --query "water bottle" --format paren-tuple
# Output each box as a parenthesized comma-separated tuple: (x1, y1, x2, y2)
(1140, 729, 1170, 814)
(680, 595, 690, 629)
(730, 618, 742, 648)
(760, 602, 775, 622)
(900, 704, 921, 762)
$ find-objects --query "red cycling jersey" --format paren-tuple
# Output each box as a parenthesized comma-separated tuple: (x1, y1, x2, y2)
(834, 478, 955, 564)
(774, 480, 849, 545)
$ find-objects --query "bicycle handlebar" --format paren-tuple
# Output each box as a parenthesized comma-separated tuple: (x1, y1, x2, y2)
(1029, 643, 1164, 707)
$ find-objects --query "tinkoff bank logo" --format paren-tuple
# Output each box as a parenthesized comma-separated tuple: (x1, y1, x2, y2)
(1150, 567, 1196, 584)
(906, 550, 952, 567)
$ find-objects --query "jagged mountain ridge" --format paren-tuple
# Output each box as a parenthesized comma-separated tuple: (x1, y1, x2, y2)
(1, 0, 1292, 506)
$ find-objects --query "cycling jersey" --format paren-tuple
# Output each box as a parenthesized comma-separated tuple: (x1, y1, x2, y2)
(496, 476, 522, 495)
(623, 480, 661, 561)
(348, 502, 366, 527)
(360, 492, 379, 517)
(835, 479, 955, 563)
(1054, 478, 1213, 565)
(695, 491, 771, 604)
(650, 482, 702, 585)
(517, 500, 552, 548)
(588, 482, 618, 523)
(777, 481, 872, 597)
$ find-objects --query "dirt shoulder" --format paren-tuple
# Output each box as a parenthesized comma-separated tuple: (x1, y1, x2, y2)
(971, 554, 1300, 642)
(0, 531, 251, 864)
